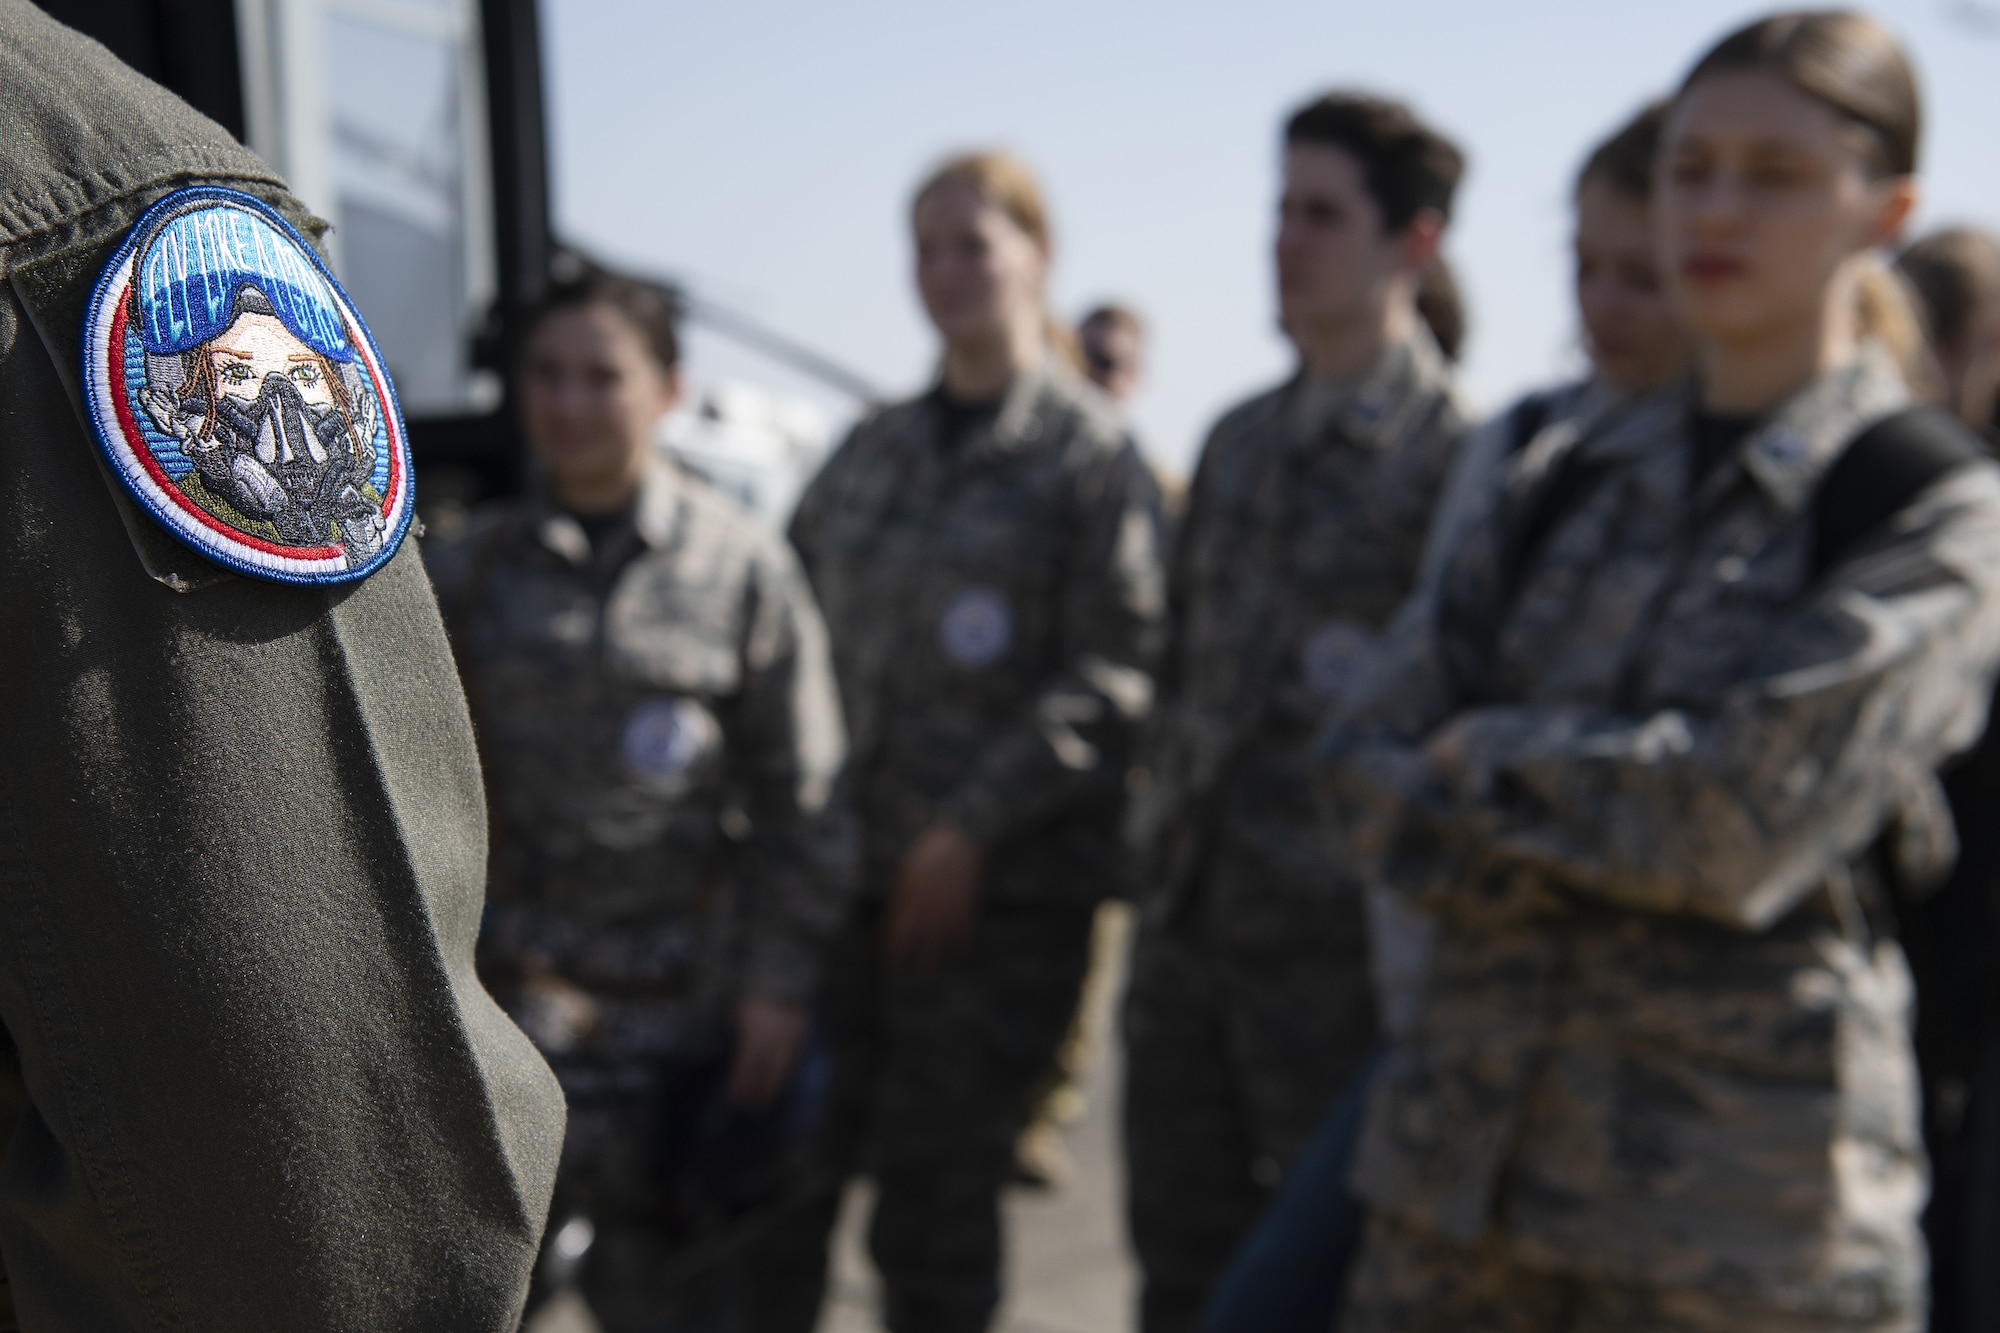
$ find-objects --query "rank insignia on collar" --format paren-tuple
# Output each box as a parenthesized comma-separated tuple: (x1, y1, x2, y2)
(80, 187, 414, 585)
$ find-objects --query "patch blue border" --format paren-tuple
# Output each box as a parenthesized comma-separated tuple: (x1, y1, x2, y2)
(80, 186, 416, 587)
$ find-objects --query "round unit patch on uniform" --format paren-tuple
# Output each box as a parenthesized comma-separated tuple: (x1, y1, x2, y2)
(621, 697, 713, 781)
(1300, 620, 1375, 699)
(80, 187, 414, 585)
(938, 585, 1014, 669)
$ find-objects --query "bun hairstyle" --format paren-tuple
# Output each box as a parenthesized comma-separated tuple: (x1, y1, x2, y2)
(521, 261, 682, 376)
(1577, 101, 1669, 202)
(1899, 229, 2000, 355)
(912, 151, 1083, 374)
(1415, 258, 1466, 363)
(1676, 11, 1932, 392)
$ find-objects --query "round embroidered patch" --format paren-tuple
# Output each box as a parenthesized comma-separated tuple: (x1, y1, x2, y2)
(80, 187, 414, 584)
(938, 586, 1013, 669)
(1300, 620, 1375, 699)
(621, 697, 712, 780)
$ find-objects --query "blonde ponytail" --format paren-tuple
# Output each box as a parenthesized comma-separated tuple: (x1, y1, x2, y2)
(1044, 312, 1085, 376)
(1856, 257, 1942, 402)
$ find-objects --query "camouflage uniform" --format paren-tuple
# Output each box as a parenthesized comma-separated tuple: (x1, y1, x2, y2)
(1320, 345, 2000, 1331)
(759, 362, 1166, 1333)
(1366, 377, 1641, 1041)
(1121, 331, 1467, 1332)
(426, 458, 850, 1333)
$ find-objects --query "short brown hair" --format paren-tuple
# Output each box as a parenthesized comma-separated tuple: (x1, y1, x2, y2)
(521, 261, 681, 374)
(1080, 303, 1145, 339)
(1577, 101, 1668, 201)
(1414, 259, 1466, 363)
(1283, 92, 1465, 231)
(1899, 229, 2000, 351)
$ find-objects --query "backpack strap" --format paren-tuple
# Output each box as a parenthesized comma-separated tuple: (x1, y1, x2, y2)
(1496, 389, 1614, 607)
(1811, 406, 1984, 581)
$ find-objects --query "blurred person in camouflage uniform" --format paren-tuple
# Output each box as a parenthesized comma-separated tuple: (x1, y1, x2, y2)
(753, 151, 1166, 1333)
(1900, 229, 2000, 440)
(1319, 14, 2000, 1331)
(1894, 227, 2000, 1331)
(1118, 91, 1469, 1333)
(1367, 101, 1696, 1050)
(1080, 303, 1147, 405)
(426, 267, 852, 1333)
(1194, 98, 1698, 1333)
(1009, 298, 1151, 1194)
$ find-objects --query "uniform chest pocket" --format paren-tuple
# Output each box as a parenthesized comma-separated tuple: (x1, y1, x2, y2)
(1639, 527, 1808, 705)
(925, 488, 1064, 667)
(604, 568, 743, 695)
(483, 577, 601, 665)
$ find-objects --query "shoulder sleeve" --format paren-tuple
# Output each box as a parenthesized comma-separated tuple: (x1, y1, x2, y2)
(725, 518, 856, 1001)
(939, 425, 1168, 846)
(1432, 459, 2000, 930)
(0, 253, 562, 1329)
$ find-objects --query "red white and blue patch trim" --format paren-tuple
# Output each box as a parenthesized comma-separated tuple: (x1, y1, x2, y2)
(80, 187, 414, 585)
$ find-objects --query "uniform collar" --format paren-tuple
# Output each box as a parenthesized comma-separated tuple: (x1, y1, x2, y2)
(527, 455, 685, 566)
(928, 357, 1060, 463)
(1286, 327, 1451, 452)
(1714, 341, 1911, 514)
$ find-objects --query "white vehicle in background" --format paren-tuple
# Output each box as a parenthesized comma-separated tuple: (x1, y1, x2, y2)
(43, 0, 876, 521)
(661, 378, 839, 525)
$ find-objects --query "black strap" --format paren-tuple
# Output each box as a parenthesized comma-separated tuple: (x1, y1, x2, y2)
(1496, 389, 1614, 607)
(1810, 406, 1983, 580)
(1504, 402, 1982, 598)
(1507, 389, 1556, 460)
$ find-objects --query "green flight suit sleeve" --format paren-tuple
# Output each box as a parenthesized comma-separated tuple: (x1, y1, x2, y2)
(0, 3, 570, 1305)
(0, 260, 566, 1330)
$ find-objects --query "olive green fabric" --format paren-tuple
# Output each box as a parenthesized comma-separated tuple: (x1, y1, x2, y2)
(0, 3, 565, 1329)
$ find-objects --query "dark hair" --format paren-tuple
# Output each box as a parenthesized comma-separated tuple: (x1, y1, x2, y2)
(1577, 101, 1668, 201)
(521, 262, 681, 374)
(1080, 303, 1145, 339)
(1414, 259, 1466, 362)
(1898, 229, 2000, 352)
(1677, 10, 1920, 177)
(1283, 92, 1465, 231)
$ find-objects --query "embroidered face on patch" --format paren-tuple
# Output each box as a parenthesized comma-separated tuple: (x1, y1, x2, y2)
(81, 187, 413, 584)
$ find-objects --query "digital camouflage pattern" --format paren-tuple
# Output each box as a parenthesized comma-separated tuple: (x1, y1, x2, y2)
(1122, 331, 1468, 1332)
(1320, 344, 2000, 1324)
(426, 458, 849, 1331)
(765, 362, 1166, 1333)
(748, 901, 1098, 1333)
(1364, 376, 1643, 1042)
(1341, 1212, 1920, 1333)
(788, 361, 1166, 902)
(1126, 330, 1469, 912)
(428, 458, 851, 1044)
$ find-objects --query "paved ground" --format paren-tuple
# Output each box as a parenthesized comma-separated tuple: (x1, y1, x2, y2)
(531, 946, 1136, 1333)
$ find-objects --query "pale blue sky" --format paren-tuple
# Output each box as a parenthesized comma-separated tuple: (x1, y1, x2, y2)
(544, 0, 2000, 474)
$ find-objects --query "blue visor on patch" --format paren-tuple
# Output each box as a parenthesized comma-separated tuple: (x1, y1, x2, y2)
(133, 205, 354, 362)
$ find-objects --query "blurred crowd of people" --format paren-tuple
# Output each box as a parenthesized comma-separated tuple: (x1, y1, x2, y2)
(428, 9, 2000, 1333)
